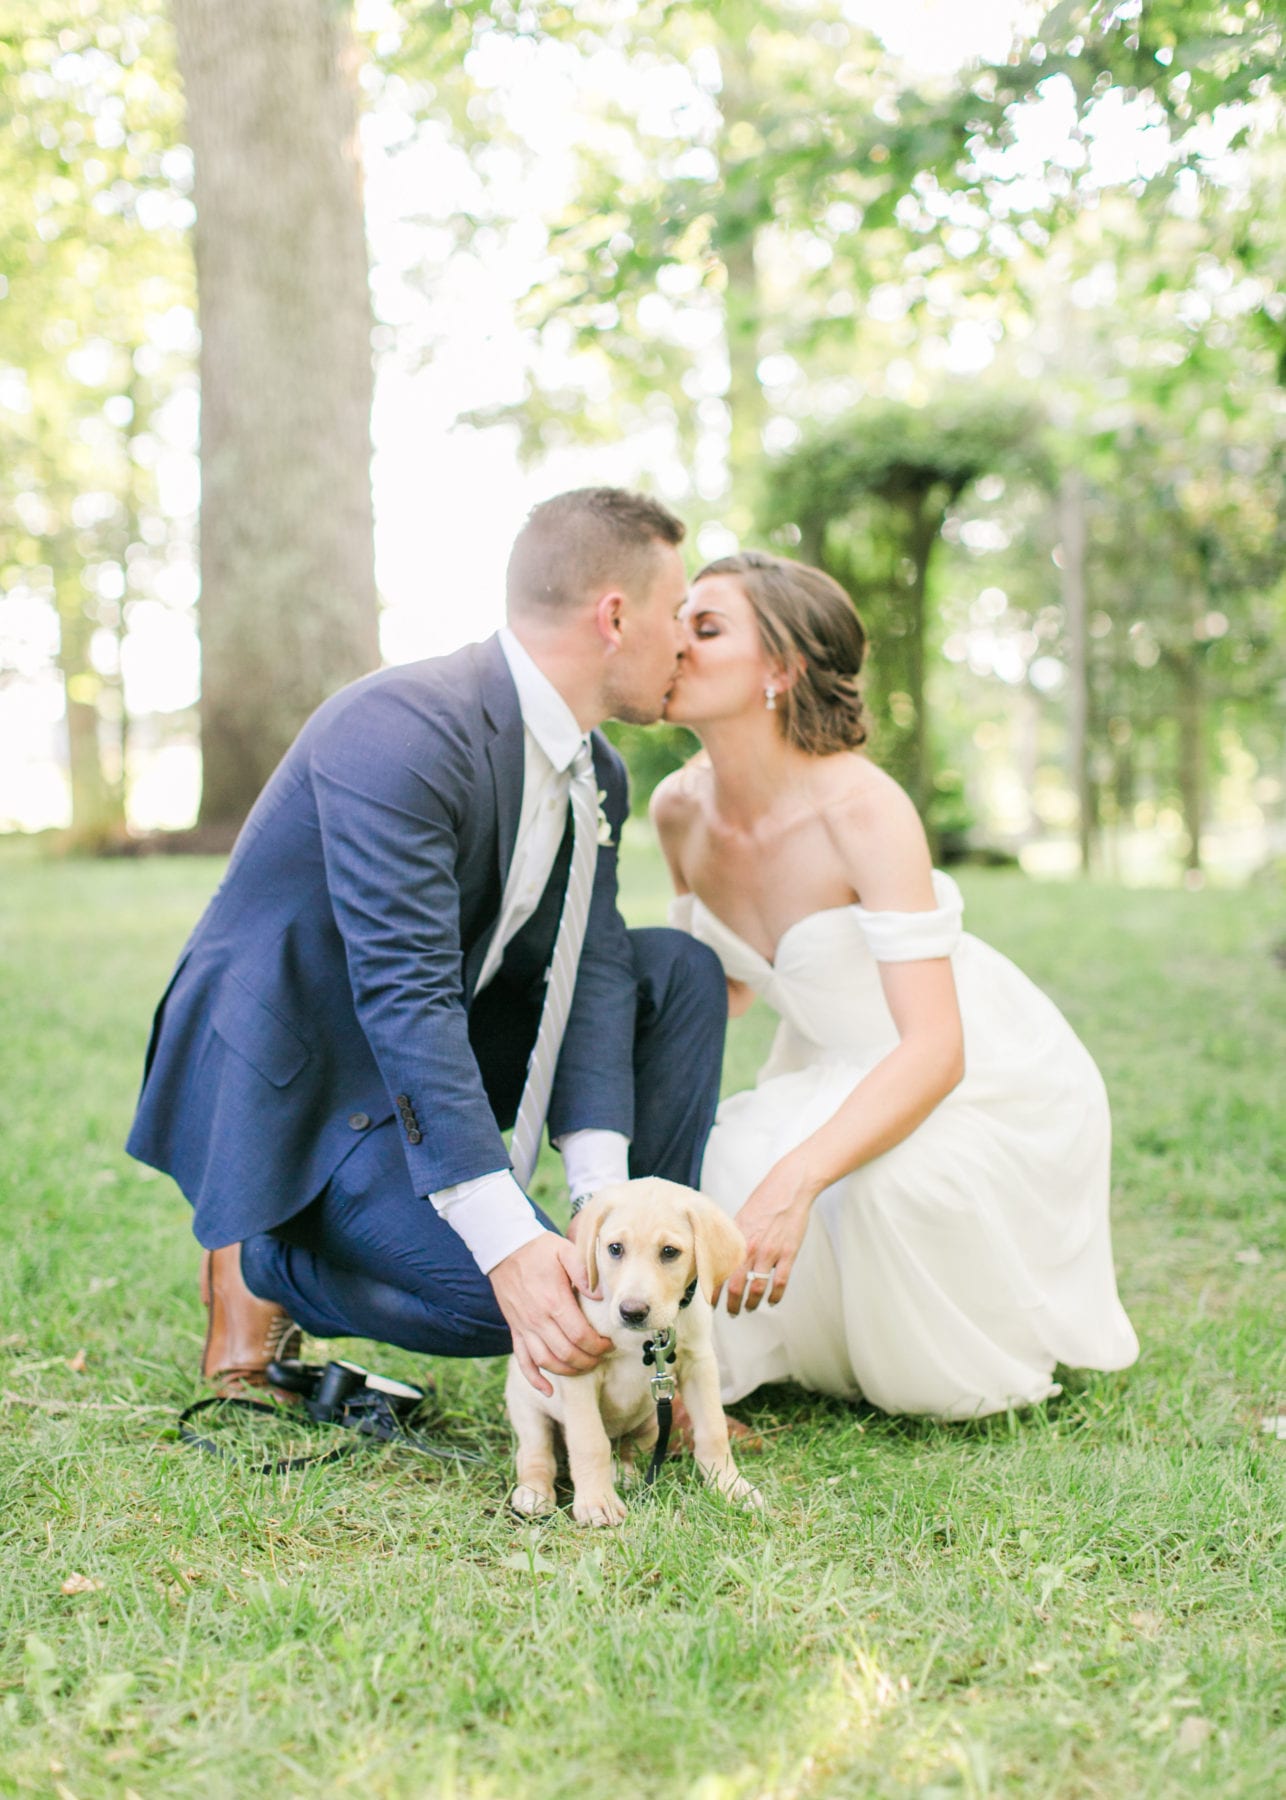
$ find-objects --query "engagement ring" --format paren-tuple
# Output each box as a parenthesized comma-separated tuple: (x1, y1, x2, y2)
(746, 1270, 773, 1283)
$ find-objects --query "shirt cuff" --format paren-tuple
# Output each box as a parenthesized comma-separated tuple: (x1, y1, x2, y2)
(428, 1168, 548, 1275)
(554, 1128, 631, 1205)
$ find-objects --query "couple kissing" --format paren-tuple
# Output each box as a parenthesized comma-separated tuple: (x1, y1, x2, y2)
(128, 485, 1137, 1432)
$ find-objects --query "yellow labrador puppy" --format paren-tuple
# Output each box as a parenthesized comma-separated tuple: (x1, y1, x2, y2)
(506, 1178, 764, 1526)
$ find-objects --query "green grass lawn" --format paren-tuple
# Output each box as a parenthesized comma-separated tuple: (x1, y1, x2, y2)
(1, 835, 1283, 1799)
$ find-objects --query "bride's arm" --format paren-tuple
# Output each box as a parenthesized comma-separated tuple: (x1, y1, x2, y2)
(785, 958, 964, 1190)
(727, 775, 965, 1312)
(801, 767, 964, 1176)
(729, 960, 965, 1311)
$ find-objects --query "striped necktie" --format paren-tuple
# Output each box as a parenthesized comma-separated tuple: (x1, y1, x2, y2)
(509, 740, 600, 1189)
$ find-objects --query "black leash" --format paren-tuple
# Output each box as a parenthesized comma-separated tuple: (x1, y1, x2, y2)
(641, 1327, 678, 1487)
(640, 1277, 698, 1489)
(177, 1392, 351, 1475)
(177, 1358, 487, 1475)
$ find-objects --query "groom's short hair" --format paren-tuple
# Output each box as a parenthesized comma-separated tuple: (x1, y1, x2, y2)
(506, 487, 685, 616)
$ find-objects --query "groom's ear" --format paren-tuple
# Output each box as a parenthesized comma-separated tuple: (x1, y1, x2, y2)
(687, 1192, 745, 1302)
(592, 588, 627, 651)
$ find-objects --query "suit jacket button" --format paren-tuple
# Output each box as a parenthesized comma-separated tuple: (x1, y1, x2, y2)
(406, 1128, 422, 1144)
(348, 1112, 371, 1131)
(396, 1094, 410, 1107)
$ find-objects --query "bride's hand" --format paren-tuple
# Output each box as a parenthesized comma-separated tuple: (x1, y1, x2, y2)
(723, 1157, 816, 1315)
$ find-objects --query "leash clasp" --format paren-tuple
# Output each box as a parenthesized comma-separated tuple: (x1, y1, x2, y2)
(642, 1324, 677, 1402)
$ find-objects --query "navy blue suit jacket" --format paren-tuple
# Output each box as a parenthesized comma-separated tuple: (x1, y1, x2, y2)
(127, 636, 637, 1249)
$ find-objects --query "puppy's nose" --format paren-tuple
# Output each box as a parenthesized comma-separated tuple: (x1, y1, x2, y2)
(618, 1298, 651, 1328)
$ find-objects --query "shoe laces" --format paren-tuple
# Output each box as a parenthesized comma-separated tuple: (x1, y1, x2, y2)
(265, 1314, 302, 1361)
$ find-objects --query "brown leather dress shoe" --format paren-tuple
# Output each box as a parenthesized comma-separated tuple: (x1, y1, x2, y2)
(200, 1243, 302, 1397)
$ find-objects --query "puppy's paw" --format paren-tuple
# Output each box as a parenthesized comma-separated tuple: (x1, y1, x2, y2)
(733, 1477, 766, 1511)
(572, 1487, 628, 1528)
(705, 1465, 765, 1510)
(508, 1482, 556, 1519)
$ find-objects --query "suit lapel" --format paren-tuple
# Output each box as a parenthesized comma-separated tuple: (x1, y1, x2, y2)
(464, 637, 524, 1001)
(480, 635, 523, 890)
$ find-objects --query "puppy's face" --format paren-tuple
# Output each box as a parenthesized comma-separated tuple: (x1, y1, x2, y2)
(577, 1178, 745, 1345)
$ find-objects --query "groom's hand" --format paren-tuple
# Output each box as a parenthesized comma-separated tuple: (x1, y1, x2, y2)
(490, 1233, 611, 1397)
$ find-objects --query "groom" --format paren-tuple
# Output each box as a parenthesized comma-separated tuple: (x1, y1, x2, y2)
(127, 488, 727, 1397)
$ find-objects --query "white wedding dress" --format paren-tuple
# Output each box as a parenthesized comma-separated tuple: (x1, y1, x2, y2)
(670, 872, 1139, 1419)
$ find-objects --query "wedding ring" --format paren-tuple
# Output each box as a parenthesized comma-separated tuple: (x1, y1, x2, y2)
(745, 1270, 773, 1283)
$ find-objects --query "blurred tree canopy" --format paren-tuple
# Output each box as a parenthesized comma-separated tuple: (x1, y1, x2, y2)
(1, 0, 1282, 876)
(762, 391, 1048, 809)
(380, 0, 1283, 867)
(0, 0, 191, 849)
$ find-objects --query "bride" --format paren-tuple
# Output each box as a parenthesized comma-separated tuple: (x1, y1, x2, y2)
(653, 550, 1138, 1419)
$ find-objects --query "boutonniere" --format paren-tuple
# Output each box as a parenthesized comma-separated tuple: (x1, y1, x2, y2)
(595, 788, 614, 846)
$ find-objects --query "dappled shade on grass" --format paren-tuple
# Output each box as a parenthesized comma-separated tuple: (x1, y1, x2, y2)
(1, 840, 1283, 1796)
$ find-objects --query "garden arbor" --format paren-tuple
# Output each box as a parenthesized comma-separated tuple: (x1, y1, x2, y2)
(764, 394, 1047, 814)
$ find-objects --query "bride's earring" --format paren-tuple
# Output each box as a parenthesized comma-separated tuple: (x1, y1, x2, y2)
(764, 686, 777, 711)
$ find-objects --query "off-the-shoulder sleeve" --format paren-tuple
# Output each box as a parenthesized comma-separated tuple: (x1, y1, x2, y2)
(854, 870, 964, 962)
(667, 894, 695, 933)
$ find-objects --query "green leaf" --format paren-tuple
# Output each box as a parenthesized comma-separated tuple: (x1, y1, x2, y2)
(1038, 1, 1089, 49)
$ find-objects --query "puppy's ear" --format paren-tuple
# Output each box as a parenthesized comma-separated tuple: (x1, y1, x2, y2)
(687, 1193, 746, 1301)
(574, 1195, 611, 1292)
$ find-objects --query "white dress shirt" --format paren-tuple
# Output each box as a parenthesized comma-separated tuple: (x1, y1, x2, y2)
(428, 629, 629, 1273)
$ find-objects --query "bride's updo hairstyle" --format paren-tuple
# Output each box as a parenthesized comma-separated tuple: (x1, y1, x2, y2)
(695, 550, 870, 755)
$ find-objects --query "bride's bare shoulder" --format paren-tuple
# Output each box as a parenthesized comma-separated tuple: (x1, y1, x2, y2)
(649, 754, 712, 887)
(650, 754, 712, 835)
(817, 754, 934, 902)
(814, 751, 915, 824)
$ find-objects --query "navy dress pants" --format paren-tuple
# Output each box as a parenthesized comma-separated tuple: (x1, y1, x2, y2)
(240, 928, 726, 1360)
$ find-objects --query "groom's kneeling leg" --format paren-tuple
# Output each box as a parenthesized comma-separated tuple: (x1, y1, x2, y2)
(627, 927, 727, 1187)
(241, 1121, 546, 1359)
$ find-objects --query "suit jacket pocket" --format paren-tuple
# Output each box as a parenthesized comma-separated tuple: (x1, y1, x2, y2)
(211, 974, 311, 1089)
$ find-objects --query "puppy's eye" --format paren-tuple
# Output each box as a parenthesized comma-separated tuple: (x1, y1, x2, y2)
(658, 1245, 681, 1262)
(606, 1242, 624, 1259)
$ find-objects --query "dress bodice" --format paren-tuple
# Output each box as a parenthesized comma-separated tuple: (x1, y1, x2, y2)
(669, 870, 965, 1062)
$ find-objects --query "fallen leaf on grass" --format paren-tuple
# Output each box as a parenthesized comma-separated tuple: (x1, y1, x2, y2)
(60, 1572, 104, 1595)
(66, 1349, 87, 1373)
(1129, 1610, 1164, 1636)
(1178, 1716, 1212, 1753)
(83, 1669, 136, 1730)
(500, 1548, 556, 1575)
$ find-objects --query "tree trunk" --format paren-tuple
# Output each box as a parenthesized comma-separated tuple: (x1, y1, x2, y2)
(174, 0, 379, 840)
(57, 574, 126, 852)
(720, 224, 764, 513)
(1059, 468, 1095, 873)
(901, 496, 940, 815)
(1175, 635, 1204, 876)
(714, 15, 767, 523)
